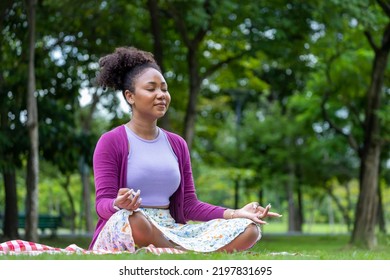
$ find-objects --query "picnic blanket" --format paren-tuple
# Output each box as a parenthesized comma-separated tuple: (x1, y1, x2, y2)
(0, 239, 185, 256)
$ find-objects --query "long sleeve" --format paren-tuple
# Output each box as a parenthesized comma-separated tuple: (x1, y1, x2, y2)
(93, 127, 128, 220)
(90, 126, 128, 249)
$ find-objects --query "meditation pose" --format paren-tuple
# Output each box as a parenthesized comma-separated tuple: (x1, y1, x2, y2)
(89, 46, 281, 253)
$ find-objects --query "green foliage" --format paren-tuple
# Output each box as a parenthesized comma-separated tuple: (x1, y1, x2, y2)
(1, 0, 389, 237)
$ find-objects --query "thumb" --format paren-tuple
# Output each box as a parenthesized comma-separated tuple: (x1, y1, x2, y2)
(118, 188, 129, 196)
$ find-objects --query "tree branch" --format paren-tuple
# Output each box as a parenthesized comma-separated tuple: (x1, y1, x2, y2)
(166, 5, 190, 47)
(193, 0, 213, 46)
(364, 30, 379, 53)
(377, 0, 390, 18)
(166, 0, 213, 49)
(381, 22, 390, 50)
(200, 50, 250, 80)
(321, 52, 361, 154)
(321, 92, 361, 154)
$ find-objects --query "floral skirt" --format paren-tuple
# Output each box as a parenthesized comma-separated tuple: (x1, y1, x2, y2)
(93, 208, 261, 253)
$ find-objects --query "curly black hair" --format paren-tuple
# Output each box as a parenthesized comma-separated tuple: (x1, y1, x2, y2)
(96, 46, 161, 93)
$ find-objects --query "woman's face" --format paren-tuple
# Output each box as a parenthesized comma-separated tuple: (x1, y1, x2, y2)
(125, 68, 171, 121)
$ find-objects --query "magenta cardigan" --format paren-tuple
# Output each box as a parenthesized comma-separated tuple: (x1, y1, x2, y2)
(89, 125, 226, 249)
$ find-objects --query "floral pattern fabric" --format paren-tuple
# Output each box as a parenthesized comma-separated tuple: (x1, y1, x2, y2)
(93, 208, 261, 253)
(93, 210, 136, 252)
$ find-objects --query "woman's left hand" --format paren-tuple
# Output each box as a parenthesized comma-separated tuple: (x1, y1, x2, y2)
(235, 202, 282, 224)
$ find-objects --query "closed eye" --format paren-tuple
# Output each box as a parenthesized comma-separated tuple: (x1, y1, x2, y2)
(146, 88, 168, 92)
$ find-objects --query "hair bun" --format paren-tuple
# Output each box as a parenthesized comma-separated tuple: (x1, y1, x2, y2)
(96, 46, 158, 91)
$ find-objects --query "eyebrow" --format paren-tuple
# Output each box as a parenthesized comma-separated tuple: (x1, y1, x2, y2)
(145, 81, 167, 86)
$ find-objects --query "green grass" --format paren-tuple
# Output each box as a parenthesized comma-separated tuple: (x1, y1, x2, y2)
(264, 222, 351, 234)
(1, 233, 389, 260)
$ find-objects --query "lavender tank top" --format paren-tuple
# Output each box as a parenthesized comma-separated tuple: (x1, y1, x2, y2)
(125, 126, 181, 207)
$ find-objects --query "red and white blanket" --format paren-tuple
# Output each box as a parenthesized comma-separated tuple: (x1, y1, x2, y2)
(0, 239, 185, 256)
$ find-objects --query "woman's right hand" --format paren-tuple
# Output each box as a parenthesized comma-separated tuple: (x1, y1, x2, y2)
(114, 188, 142, 211)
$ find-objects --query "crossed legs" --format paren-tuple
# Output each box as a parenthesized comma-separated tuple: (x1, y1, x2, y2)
(128, 212, 260, 252)
(129, 211, 174, 248)
(217, 223, 259, 253)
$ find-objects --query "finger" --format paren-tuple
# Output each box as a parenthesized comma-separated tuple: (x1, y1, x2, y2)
(134, 198, 142, 209)
(116, 189, 135, 209)
(132, 189, 141, 200)
(119, 189, 133, 199)
(119, 189, 133, 202)
(256, 205, 265, 212)
(118, 188, 131, 195)
(258, 204, 270, 218)
(116, 189, 133, 207)
(267, 211, 283, 217)
(128, 190, 141, 208)
(254, 217, 267, 225)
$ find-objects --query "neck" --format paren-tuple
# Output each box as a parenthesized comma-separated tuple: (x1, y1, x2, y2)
(127, 118, 158, 140)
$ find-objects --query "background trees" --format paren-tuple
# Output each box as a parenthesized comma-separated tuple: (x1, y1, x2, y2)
(0, 0, 388, 249)
(309, 0, 390, 248)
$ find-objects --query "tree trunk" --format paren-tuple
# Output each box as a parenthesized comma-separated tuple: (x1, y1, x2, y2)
(0, 0, 18, 241)
(352, 145, 381, 248)
(258, 188, 264, 207)
(377, 184, 386, 233)
(166, 1, 212, 148)
(78, 91, 99, 234)
(2, 168, 19, 239)
(345, 182, 353, 230)
(79, 156, 93, 233)
(296, 183, 303, 232)
(287, 162, 298, 232)
(351, 23, 390, 248)
(183, 46, 201, 149)
(147, 0, 171, 130)
(61, 175, 76, 234)
(287, 181, 297, 233)
(25, 0, 39, 242)
(286, 161, 301, 232)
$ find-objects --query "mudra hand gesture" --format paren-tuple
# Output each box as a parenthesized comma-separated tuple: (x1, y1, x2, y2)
(114, 188, 142, 211)
(235, 202, 282, 224)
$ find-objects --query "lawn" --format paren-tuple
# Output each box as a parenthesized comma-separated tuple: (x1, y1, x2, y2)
(1, 233, 389, 260)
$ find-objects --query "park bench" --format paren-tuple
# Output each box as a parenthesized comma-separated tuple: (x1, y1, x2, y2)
(0, 214, 62, 237)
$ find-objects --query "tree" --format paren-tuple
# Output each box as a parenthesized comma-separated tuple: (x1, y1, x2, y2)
(0, 0, 24, 239)
(313, 0, 389, 248)
(351, 0, 390, 248)
(195, 0, 316, 231)
(25, 0, 39, 242)
(156, 0, 252, 148)
(34, 0, 153, 232)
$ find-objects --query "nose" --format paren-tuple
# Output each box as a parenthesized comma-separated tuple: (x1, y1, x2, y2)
(157, 89, 166, 99)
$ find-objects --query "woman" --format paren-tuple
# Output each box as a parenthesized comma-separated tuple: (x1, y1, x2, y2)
(89, 46, 281, 253)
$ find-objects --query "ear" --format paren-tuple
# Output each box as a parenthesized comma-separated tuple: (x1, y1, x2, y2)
(124, 90, 135, 105)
